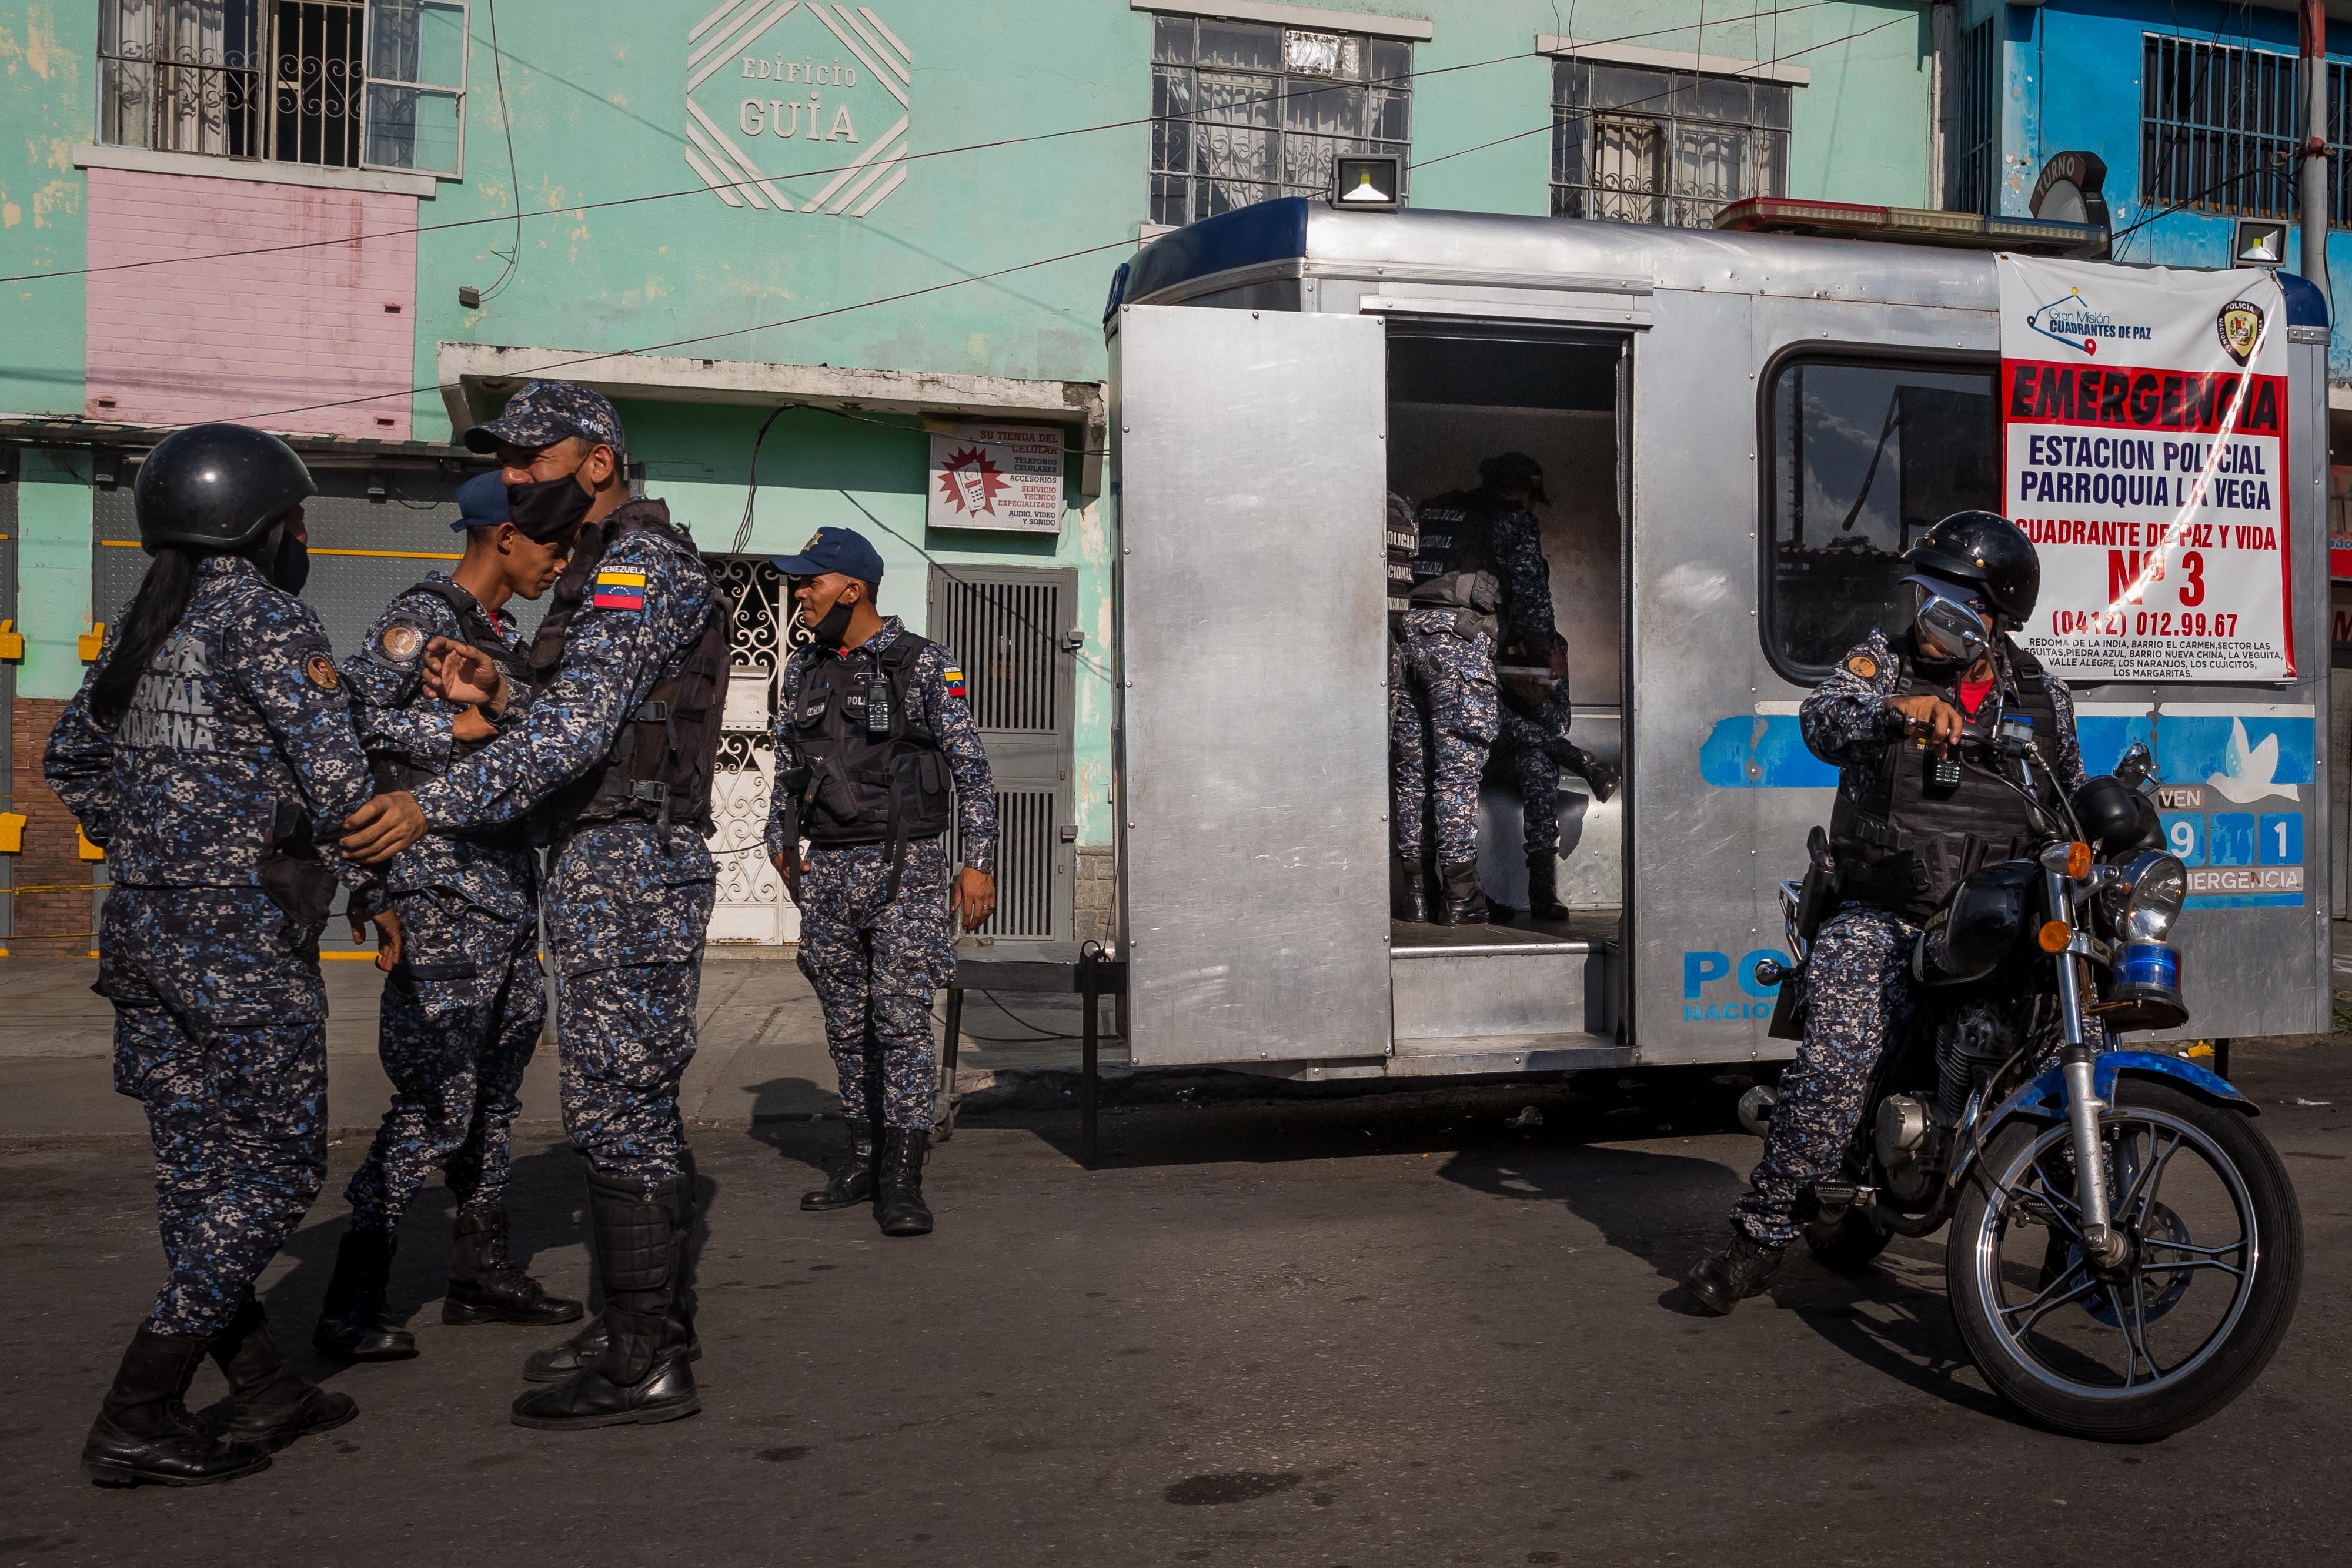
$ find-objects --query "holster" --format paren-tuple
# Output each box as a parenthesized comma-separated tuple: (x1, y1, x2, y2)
(1768, 827, 1838, 1042)
(776, 764, 811, 902)
(258, 800, 335, 959)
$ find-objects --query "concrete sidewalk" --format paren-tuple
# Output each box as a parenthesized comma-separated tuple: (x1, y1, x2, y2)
(0, 951, 1127, 1139)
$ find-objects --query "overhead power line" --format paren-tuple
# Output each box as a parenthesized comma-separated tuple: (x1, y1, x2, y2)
(0, 3, 1837, 286)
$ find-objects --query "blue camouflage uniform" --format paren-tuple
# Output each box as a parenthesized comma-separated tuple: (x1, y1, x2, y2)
(1493, 666, 1576, 862)
(407, 507, 718, 1199)
(1732, 628, 2087, 1248)
(767, 618, 996, 1132)
(338, 576, 544, 1231)
(46, 556, 380, 1337)
(1393, 503, 1555, 865)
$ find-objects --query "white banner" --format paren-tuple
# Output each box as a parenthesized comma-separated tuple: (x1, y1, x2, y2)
(926, 420, 1065, 535)
(1998, 255, 2294, 681)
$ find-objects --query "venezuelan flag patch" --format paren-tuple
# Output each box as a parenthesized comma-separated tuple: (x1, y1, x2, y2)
(943, 666, 968, 701)
(592, 569, 646, 611)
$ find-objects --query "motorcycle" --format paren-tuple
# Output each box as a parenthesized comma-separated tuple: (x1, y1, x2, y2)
(1751, 716, 2303, 1442)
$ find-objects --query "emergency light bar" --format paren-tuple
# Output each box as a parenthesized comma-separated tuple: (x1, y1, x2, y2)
(1713, 196, 2108, 258)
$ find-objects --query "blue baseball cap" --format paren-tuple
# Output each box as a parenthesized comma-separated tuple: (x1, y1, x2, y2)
(770, 526, 884, 585)
(451, 469, 509, 531)
(463, 379, 626, 457)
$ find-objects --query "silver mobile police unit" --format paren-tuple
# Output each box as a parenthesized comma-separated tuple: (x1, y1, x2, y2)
(1098, 197, 2333, 1082)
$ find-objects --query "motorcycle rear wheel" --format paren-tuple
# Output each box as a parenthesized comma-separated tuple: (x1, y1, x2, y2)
(1947, 1078, 2301, 1442)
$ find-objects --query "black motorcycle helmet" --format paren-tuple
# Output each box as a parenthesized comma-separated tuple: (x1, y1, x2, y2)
(1903, 510, 2039, 626)
(132, 423, 316, 552)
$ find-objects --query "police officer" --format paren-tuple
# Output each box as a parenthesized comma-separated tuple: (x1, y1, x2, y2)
(764, 527, 997, 1237)
(342, 381, 729, 1430)
(1391, 452, 1562, 924)
(1488, 640, 1618, 923)
(46, 423, 398, 1486)
(1686, 513, 2085, 1314)
(313, 470, 585, 1361)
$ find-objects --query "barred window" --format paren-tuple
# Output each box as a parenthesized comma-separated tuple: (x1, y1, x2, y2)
(2139, 32, 2352, 225)
(98, 0, 466, 178)
(1951, 18, 1997, 216)
(1550, 59, 1789, 229)
(1150, 15, 1411, 228)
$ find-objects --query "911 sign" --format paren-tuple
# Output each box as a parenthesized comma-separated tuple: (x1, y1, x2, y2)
(1999, 256, 2293, 682)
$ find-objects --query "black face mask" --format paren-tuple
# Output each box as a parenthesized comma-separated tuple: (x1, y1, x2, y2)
(506, 470, 597, 543)
(268, 527, 310, 594)
(805, 597, 856, 648)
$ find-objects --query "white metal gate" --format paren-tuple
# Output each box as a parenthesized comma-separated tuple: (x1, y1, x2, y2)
(705, 557, 796, 944)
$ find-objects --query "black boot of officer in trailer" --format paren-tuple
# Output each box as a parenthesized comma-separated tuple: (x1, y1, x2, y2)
(315, 470, 585, 1361)
(1687, 513, 2088, 1313)
(46, 426, 399, 1485)
(765, 529, 999, 1235)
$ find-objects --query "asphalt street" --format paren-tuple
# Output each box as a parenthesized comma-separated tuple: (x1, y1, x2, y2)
(2, 1037, 2347, 1567)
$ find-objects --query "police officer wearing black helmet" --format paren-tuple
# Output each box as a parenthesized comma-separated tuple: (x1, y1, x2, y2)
(46, 424, 401, 1485)
(1685, 511, 2089, 1315)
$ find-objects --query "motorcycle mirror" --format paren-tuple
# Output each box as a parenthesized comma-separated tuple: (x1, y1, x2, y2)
(2116, 740, 2156, 791)
(1912, 590, 1990, 667)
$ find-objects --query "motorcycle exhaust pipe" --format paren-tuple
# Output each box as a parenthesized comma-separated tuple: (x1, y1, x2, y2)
(1738, 1084, 1778, 1139)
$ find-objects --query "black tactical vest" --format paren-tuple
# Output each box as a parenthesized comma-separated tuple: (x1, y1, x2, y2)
(530, 501, 731, 835)
(786, 633, 954, 851)
(369, 577, 532, 793)
(1829, 637, 2060, 923)
(1405, 487, 1507, 638)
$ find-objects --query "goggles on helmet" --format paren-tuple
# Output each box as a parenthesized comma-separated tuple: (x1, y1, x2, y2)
(1902, 574, 1992, 666)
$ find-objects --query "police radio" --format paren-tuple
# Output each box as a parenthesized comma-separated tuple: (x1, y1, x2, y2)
(864, 669, 894, 736)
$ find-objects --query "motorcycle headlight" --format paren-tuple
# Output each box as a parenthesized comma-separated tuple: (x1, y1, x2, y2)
(2102, 850, 2187, 941)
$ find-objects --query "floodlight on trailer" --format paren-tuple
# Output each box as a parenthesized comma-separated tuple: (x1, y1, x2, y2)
(1713, 196, 2108, 257)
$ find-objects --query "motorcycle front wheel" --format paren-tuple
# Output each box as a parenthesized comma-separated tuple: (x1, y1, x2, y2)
(1947, 1078, 2302, 1442)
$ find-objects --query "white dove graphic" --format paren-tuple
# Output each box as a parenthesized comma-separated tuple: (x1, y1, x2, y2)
(2206, 716, 2297, 804)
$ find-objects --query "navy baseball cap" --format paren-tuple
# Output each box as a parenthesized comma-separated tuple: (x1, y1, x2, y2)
(450, 469, 509, 531)
(770, 526, 884, 585)
(463, 379, 626, 457)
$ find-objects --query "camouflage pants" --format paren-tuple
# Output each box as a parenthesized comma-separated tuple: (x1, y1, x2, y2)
(1495, 710, 1561, 857)
(1391, 617, 1499, 864)
(794, 837, 954, 1131)
(546, 823, 716, 1199)
(97, 888, 329, 1338)
(343, 890, 544, 1229)
(1733, 904, 1916, 1248)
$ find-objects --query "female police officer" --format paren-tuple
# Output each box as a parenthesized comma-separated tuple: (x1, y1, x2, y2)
(46, 423, 399, 1487)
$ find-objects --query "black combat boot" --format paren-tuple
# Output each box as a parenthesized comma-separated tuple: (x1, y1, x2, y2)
(800, 1122, 878, 1211)
(520, 1152, 701, 1385)
(1683, 1229, 1786, 1316)
(875, 1127, 935, 1237)
(313, 1225, 417, 1361)
(82, 1328, 273, 1487)
(208, 1300, 357, 1452)
(1524, 854, 1569, 921)
(1552, 740, 1619, 804)
(1435, 860, 1489, 926)
(1391, 854, 1431, 924)
(510, 1168, 699, 1430)
(443, 1206, 585, 1327)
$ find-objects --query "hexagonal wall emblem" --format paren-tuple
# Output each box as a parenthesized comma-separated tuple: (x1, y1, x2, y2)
(684, 1, 910, 216)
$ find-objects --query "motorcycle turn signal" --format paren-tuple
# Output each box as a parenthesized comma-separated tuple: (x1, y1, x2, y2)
(2036, 920, 2073, 953)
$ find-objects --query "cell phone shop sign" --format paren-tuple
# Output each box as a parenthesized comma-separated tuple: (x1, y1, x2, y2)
(927, 421, 1065, 535)
(1999, 256, 2293, 681)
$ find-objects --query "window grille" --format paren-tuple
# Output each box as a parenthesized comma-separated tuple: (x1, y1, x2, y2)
(1551, 59, 1790, 229)
(98, 0, 465, 176)
(1150, 14, 1411, 228)
(2139, 32, 2352, 225)
(1952, 18, 1997, 216)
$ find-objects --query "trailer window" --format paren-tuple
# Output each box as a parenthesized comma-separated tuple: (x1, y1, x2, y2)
(1763, 357, 1998, 678)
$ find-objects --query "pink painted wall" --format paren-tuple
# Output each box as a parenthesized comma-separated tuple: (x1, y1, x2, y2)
(84, 168, 417, 439)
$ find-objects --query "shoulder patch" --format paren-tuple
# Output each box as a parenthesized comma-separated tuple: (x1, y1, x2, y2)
(942, 665, 968, 701)
(373, 620, 427, 668)
(305, 653, 340, 692)
(593, 569, 647, 611)
(1846, 654, 1879, 681)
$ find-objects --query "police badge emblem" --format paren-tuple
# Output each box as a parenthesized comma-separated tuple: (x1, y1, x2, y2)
(305, 653, 340, 691)
(376, 621, 425, 665)
(1846, 654, 1878, 680)
(2216, 300, 2265, 367)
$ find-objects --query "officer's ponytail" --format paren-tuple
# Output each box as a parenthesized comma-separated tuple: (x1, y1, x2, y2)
(89, 547, 201, 728)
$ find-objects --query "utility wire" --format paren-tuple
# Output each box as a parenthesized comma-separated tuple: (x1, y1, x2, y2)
(472, 0, 525, 303)
(0, 4, 1839, 287)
